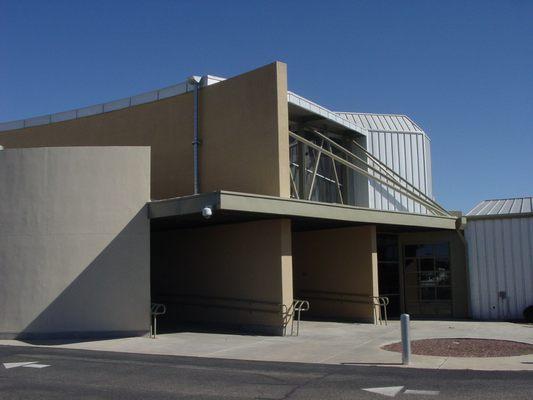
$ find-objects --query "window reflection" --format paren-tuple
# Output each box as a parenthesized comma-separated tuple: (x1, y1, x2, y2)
(404, 242, 452, 316)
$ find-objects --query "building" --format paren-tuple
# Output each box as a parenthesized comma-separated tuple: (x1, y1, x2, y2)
(0, 62, 469, 339)
(465, 197, 533, 320)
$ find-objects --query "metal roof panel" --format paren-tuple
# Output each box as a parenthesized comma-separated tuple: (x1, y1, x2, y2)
(467, 197, 533, 217)
(336, 112, 426, 135)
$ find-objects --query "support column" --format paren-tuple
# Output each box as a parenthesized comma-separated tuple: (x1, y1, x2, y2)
(292, 225, 379, 323)
(151, 218, 293, 335)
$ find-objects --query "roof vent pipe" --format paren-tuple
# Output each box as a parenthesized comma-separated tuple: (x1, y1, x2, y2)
(188, 76, 202, 195)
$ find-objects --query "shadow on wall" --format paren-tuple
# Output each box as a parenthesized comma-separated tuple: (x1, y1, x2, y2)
(372, 183, 410, 212)
(16, 207, 150, 343)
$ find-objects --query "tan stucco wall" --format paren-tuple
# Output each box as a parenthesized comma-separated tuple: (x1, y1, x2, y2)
(292, 225, 378, 322)
(200, 62, 290, 198)
(0, 62, 290, 200)
(0, 147, 150, 339)
(399, 230, 469, 318)
(151, 219, 293, 335)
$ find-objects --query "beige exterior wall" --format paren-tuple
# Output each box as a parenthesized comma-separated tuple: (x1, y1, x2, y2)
(0, 147, 150, 339)
(0, 62, 290, 200)
(151, 219, 293, 335)
(292, 225, 379, 322)
(399, 230, 469, 318)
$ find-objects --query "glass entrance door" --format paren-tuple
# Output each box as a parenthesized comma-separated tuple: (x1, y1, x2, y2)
(403, 243, 452, 317)
(377, 235, 401, 317)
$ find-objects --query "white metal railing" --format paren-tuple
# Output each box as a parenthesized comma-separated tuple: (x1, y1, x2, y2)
(280, 299, 310, 336)
(371, 296, 390, 325)
(150, 303, 166, 338)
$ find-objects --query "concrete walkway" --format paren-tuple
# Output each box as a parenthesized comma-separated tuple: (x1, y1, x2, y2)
(2, 321, 532, 371)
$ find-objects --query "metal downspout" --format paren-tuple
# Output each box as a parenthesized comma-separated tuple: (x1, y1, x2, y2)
(189, 76, 201, 194)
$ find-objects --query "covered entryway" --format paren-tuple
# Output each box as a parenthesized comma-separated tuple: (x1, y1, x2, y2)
(148, 191, 463, 334)
(150, 218, 292, 336)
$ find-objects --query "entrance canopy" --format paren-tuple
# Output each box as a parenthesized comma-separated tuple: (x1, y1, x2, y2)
(149, 191, 459, 232)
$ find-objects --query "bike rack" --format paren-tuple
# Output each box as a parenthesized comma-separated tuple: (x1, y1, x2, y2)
(150, 303, 166, 338)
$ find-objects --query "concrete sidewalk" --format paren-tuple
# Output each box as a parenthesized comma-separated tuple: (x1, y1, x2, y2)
(1, 321, 532, 371)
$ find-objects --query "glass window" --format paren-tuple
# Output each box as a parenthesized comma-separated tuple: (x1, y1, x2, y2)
(420, 287, 435, 301)
(378, 235, 399, 262)
(436, 287, 452, 300)
(404, 258, 417, 274)
(436, 258, 450, 272)
(419, 258, 434, 272)
(433, 243, 450, 258)
(416, 244, 434, 257)
(403, 242, 452, 316)
(435, 271, 451, 286)
(405, 245, 420, 258)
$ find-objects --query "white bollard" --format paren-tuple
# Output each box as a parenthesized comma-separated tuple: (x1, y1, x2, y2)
(400, 313, 411, 365)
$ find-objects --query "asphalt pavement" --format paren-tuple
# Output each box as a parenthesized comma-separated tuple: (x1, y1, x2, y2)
(1, 345, 532, 399)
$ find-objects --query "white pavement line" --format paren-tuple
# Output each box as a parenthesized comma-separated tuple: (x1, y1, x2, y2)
(404, 389, 439, 395)
(362, 386, 404, 397)
(22, 364, 50, 369)
(3, 362, 38, 369)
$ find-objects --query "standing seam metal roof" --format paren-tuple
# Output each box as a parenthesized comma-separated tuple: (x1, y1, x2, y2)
(335, 112, 425, 135)
(467, 197, 533, 216)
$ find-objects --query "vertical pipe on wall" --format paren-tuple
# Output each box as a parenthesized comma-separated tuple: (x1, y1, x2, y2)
(189, 77, 202, 195)
(193, 81, 200, 194)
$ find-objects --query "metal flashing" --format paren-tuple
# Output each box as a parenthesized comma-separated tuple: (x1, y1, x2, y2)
(288, 91, 367, 135)
(0, 79, 195, 132)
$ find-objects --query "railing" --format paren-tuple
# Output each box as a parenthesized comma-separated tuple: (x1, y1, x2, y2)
(150, 303, 167, 338)
(299, 290, 389, 325)
(154, 293, 281, 314)
(280, 299, 310, 336)
(371, 296, 390, 326)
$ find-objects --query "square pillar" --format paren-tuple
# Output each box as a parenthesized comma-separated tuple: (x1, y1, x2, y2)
(151, 218, 293, 335)
(293, 225, 379, 323)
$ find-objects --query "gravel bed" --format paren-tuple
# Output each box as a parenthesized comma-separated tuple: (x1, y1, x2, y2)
(381, 338, 533, 357)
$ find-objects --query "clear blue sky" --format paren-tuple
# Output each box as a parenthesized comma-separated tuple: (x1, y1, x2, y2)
(1, 0, 531, 212)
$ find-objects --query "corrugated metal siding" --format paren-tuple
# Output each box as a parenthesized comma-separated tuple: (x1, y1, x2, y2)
(465, 217, 533, 320)
(337, 112, 433, 214)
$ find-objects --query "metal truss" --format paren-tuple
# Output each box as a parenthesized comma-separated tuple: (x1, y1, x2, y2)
(289, 129, 450, 217)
